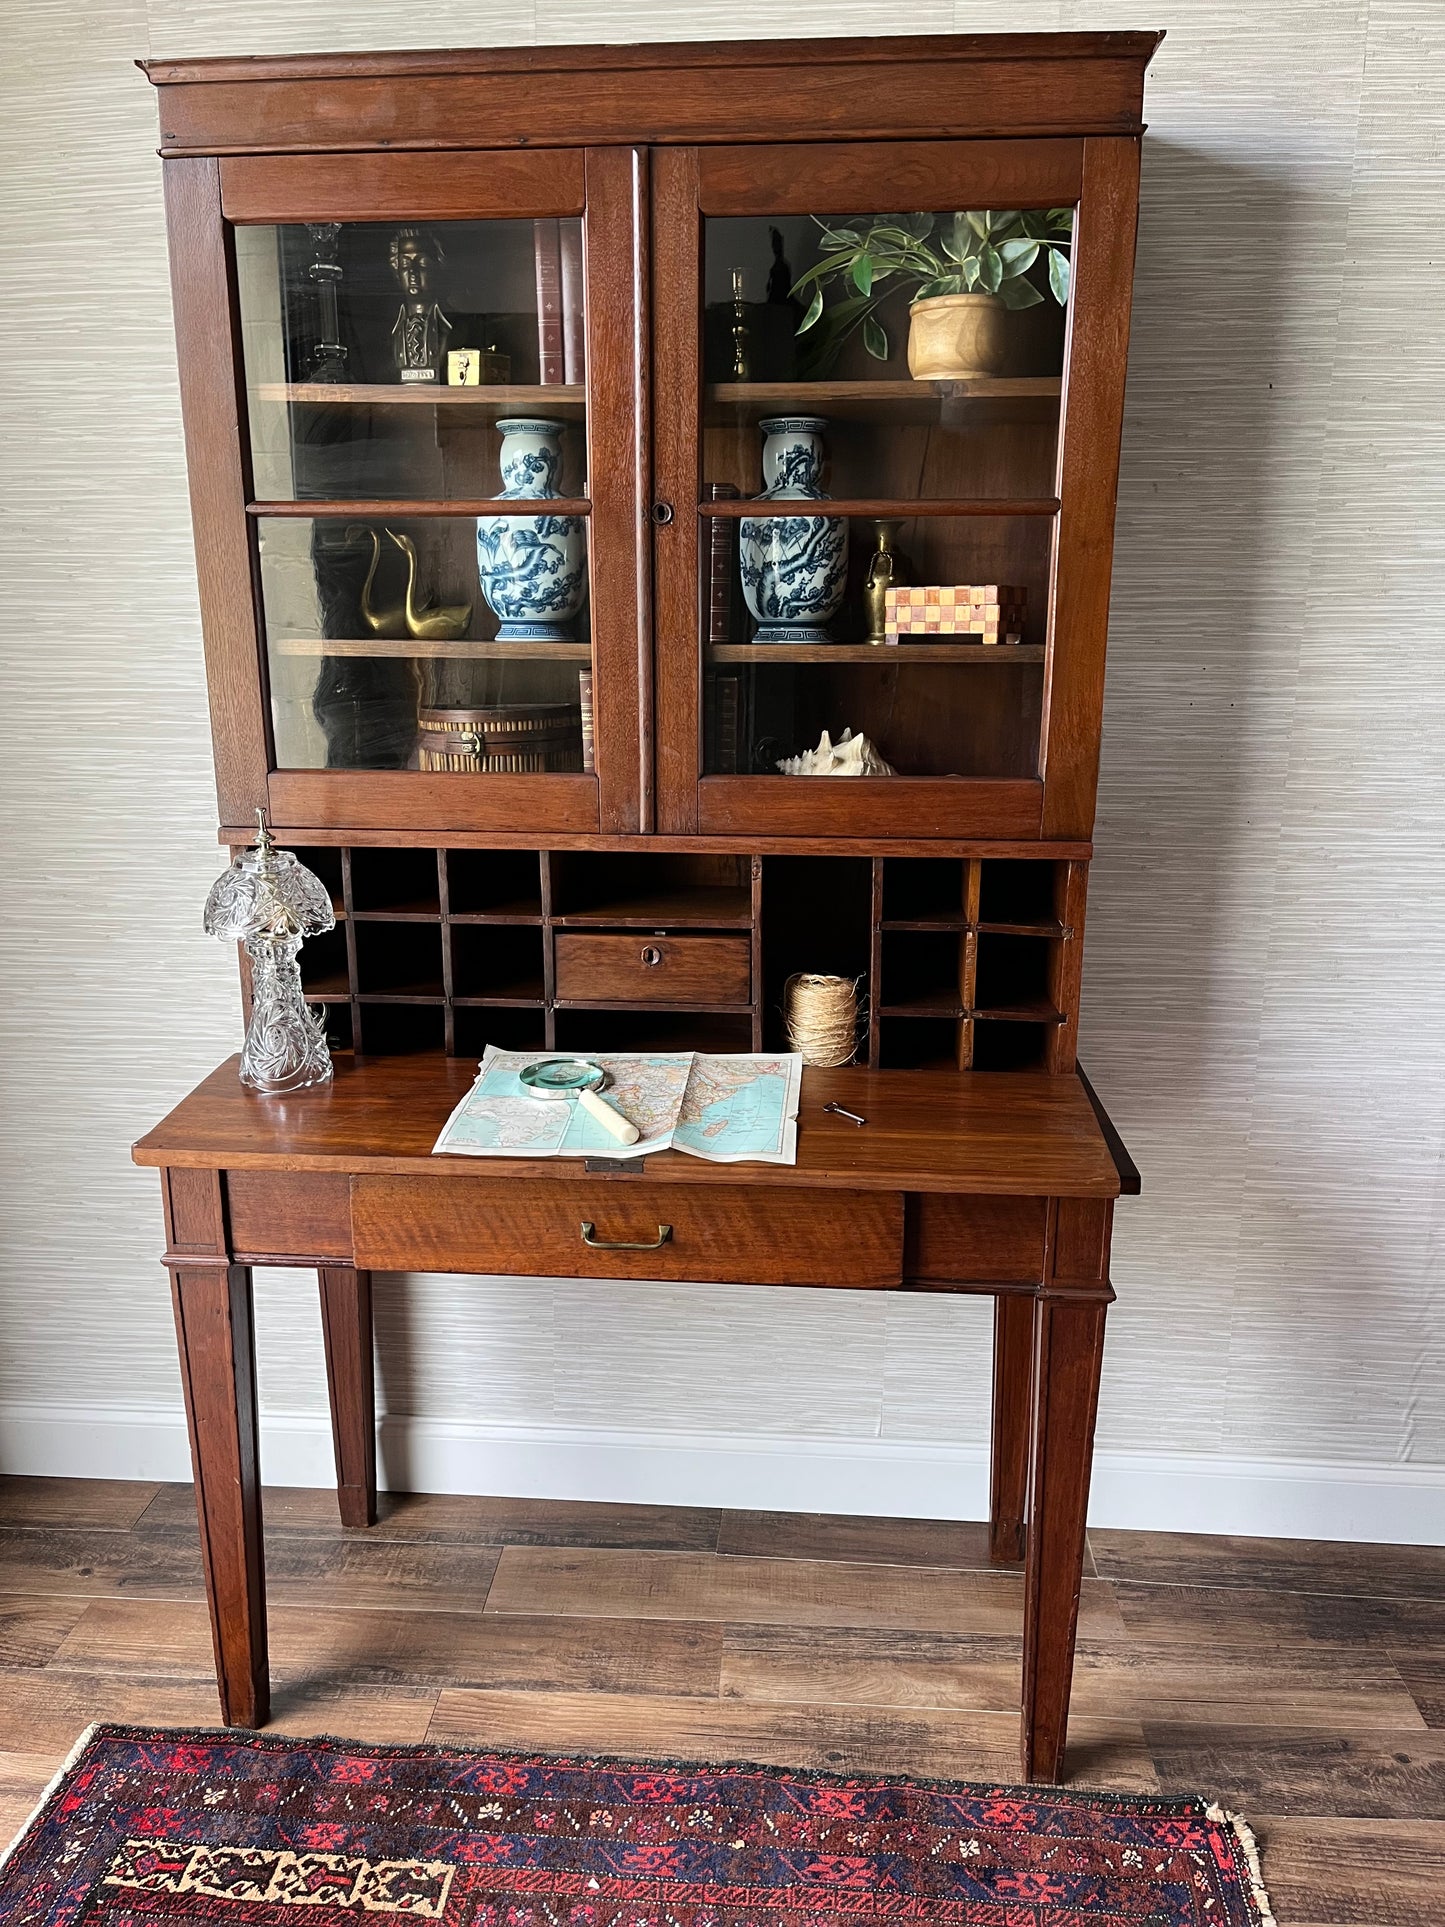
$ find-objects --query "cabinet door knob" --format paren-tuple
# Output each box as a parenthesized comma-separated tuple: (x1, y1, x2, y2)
(581, 1221, 673, 1251)
(640, 945, 663, 966)
(651, 500, 675, 526)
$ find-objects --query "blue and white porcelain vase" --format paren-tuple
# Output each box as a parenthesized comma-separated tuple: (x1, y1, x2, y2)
(739, 416, 847, 644)
(476, 417, 588, 641)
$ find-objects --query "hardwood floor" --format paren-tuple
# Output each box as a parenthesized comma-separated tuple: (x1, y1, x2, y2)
(0, 1478, 1441, 1925)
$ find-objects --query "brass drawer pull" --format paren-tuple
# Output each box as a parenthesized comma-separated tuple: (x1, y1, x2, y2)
(580, 1220, 673, 1251)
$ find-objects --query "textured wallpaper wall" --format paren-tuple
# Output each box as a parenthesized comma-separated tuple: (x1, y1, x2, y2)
(1, 0, 1440, 1525)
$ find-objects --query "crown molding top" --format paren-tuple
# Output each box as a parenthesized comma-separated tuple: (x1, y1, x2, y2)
(140, 31, 1165, 89)
(138, 31, 1165, 157)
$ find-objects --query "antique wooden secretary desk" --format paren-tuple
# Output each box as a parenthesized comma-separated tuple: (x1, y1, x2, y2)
(134, 30, 1158, 1784)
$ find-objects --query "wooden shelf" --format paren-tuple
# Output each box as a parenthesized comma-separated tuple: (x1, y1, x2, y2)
(551, 887, 753, 927)
(554, 999, 755, 1015)
(882, 999, 1065, 1023)
(258, 382, 585, 413)
(274, 637, 592, 661)
(978, 918, 1068, 938)
(300, 973, 350, 997)
(882, 916, 968, 931)
(252, 498, 591, 519)
(350, 904, 440, 921)
(881, 915, 1066, 934)
(447, 906, 544, 925)
(699, 497, 1058, 520)
(452, 999, 547, 1013)
(452, 989, 546, 1006)
(708, 377, 1060, 400)
(705, 377, 1061, 425)
(709, 643, 1044, 665)
(356, 987, 446, 1003)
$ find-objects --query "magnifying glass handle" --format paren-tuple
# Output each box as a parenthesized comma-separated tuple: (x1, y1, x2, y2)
(578, 1086, 641, 1146)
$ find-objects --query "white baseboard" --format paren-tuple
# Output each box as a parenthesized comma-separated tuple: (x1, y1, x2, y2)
(1, 1401, 1441, 1545)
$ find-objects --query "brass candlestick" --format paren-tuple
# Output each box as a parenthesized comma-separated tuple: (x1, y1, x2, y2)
(730, 268, 751, 381)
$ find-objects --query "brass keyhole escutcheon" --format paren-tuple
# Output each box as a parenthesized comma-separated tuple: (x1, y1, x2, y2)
(640, 945, 663, 967)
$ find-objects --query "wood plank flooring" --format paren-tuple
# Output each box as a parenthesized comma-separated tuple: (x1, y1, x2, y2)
(0, 1478, 1440, 1926)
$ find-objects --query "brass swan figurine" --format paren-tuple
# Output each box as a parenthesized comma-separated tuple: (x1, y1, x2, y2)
(347, 525, 407, 639)
(387, 530, 473, 641)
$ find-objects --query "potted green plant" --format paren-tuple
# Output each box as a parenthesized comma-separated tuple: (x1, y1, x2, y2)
(791, 209, 1072, 380)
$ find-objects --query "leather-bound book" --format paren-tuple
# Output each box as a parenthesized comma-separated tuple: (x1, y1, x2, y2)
(533, 218, 564, 384)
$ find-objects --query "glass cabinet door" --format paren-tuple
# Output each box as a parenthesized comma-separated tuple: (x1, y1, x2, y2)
(652, 140, 1136, 840)
(221, 150, 643, 834)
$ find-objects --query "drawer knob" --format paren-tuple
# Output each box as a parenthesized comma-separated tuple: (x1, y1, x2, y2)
(580, 1220, 673, 1251)
(640, 945, 663, 967)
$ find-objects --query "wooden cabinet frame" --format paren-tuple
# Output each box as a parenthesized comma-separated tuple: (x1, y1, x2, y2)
(167, 144, 648, 837)
(651, 135, 1137, 839)
(145, 32, 1155, 851)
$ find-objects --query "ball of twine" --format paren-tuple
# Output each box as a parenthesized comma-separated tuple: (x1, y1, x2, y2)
(784, 972, 862, 1067)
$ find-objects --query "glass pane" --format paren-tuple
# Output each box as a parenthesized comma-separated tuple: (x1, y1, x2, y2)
(704, 212, 1067, 497)
(260, 514, 592, 773)
(237, 219, 586, 501)
(700, 209, 1071, 784)
(702, 507, 1049, 779)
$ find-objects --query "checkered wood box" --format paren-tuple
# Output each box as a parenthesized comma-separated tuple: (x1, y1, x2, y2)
(884, 584, 1027, 643)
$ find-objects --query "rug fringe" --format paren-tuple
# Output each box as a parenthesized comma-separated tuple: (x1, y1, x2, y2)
(0, 1722, 101, 1876)
(1205, 1801, 1277, 1927)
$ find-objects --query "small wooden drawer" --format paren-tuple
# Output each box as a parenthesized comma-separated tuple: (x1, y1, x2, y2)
(352, 1176, 902, 1287)
(554, 932, 751, 1006)
(905, 1194, 1049, 1284)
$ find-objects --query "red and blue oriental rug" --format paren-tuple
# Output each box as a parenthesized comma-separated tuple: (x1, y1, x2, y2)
(0, 1726, 1275, 1927)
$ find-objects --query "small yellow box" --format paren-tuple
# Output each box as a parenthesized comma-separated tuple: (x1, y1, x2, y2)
(884, 584, 1027, 644)
(446, 349, 482, 386)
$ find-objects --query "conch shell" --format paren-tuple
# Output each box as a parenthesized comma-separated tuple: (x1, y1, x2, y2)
(776, 727, 895, 777)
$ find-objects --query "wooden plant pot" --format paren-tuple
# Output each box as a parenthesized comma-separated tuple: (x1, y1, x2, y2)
(907, 292, 1010, 380)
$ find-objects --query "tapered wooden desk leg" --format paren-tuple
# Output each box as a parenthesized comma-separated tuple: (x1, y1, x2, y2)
(989, 1293, 1033, 1565)
(318, 1267, 377, 1528)
(1020, 1291, 1107, 1783)
(170, 1263, 269, 1728)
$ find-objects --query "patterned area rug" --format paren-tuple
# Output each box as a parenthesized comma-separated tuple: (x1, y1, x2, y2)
(0, 1725, 1275, 1926)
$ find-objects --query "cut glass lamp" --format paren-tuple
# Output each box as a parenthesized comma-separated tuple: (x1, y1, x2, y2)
(204, 812, 337, 1093)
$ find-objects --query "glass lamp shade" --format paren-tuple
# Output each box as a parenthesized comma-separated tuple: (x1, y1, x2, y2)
(205, 817, 337, 1094)
(204, 842, 336, 945)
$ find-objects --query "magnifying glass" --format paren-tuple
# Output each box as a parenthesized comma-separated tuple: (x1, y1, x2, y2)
(518, 1058, 641, 1146)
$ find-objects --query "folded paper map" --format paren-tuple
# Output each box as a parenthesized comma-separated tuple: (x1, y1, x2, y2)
(432, 1047, 802, 1164)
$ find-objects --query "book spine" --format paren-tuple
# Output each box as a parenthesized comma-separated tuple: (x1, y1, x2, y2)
(578, 668, 595, 772)
(713, 676, 740, 775)
(704, 483, 741, 773)
(533, 218, 564, 385)
(559, 220, 586, 386)
(705, 482, 739, 648)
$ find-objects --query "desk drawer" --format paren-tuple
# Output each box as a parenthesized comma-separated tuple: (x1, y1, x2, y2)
(352, 1176, 901, 1287)
(554, 933, 751, 1005)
